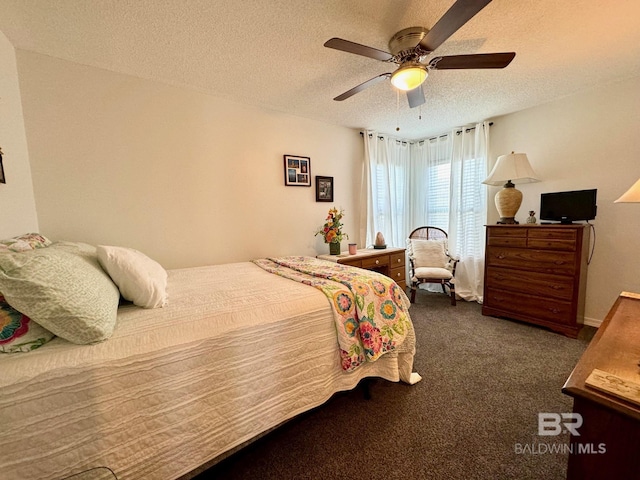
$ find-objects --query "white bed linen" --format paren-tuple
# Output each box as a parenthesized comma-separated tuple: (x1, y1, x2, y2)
(0, 262, 416, 480)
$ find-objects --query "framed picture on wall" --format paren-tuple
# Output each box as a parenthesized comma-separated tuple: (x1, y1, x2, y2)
(0, 148, 5, 184)
(284, 155, 311, 187)
(315, 176, 333, 202)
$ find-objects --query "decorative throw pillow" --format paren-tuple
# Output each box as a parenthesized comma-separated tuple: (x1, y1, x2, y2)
(0, 295, 55, 353)
(97, 245, 168, 308)
(410, 239, 448, 268)
(0, 233, 52, 252)
(0, 242, 120, 344)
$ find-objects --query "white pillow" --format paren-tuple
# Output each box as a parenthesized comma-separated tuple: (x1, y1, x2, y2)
(97, 245, 168, 309)
(410, 239, 448, 268)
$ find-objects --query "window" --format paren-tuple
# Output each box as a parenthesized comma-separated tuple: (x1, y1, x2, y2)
(363, 123, 489, 302)
(368, 135, 452, 242)
(424, 157, 451, 231)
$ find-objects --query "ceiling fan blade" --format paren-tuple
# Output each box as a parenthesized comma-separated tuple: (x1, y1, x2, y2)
(324, 38, 394, 62)
(419, 0, 492, 52)
(333, 74, 391, 101)
(406, 85, 426, 108)
(429, 52, 515, 69)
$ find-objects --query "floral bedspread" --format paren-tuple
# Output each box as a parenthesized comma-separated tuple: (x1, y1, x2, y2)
(253, 256, 412, 372)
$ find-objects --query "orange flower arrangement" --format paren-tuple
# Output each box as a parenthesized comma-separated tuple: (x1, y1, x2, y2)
(315, 207, 348, 244)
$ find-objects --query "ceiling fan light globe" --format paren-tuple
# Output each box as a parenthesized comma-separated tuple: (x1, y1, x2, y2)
(390, 65, 428, 91)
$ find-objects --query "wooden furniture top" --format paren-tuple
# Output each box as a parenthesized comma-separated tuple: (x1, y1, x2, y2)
(317, 247, 405, 263)
(486, 224, 589, 228)
(562, 292, 640, 421)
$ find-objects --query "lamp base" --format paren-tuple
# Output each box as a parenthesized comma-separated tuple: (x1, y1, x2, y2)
(497, 217, 519, 225)
(494, 183, 523, 225)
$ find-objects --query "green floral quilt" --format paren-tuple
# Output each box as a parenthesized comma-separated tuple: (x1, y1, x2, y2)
(253, 256, 412, 372)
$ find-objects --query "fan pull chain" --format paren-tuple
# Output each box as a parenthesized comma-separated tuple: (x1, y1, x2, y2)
(419, 104, 422, 120)
(396, 90, 400, 132)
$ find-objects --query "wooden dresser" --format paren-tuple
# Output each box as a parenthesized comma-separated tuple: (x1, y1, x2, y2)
(317, 247, 406, 289)
(562, 292, 640, 480)
(482, 224, 590, 337)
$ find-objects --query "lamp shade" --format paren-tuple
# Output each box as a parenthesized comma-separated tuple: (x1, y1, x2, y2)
(482, 153, 540, 186)
(390, 63, 428, 91)
(614, 178, 640, 203)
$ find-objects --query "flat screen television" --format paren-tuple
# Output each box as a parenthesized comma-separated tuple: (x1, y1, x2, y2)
(539, 189, 597, 224)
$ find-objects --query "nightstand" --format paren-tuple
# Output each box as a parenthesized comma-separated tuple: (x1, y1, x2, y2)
(317, 247, 406, 289)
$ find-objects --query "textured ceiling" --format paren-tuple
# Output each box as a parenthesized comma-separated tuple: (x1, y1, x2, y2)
(1, 0, 639, 140)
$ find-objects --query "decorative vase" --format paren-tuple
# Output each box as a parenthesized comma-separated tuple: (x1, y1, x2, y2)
(526, 210, 537, 224)
(329, 242, 341, 255)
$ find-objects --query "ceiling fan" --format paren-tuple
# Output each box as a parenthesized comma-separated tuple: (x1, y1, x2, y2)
(324, 0, 515, 108)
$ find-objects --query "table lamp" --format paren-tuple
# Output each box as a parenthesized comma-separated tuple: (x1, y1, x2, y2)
(483, 152, 540, 224)
(614, 178, 640, 203)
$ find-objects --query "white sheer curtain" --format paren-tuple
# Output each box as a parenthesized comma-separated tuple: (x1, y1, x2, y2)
(448, 122, 489, 302)
(361, 132, 411, 248)
(408, 135, 453, 233)
(361, 122, 489, 303)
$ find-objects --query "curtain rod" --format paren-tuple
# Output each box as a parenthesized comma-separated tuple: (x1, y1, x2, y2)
(359, 122, 494, 143)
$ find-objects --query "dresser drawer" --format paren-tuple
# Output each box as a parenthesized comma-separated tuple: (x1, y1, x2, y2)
(487, 227, 527, 238)
(485, 266, 574, 301)
(484, 288, 574, 325)
(390, 265, 405, 285)
(488, 236, 527, 248)
(390, 252, 406, 268)
(527, 238, 576, 251)
(528, 228, 577, 240)
(340, 258, 362, 268)
(485, 246, 577, 275)
(362, 255, 389, 269)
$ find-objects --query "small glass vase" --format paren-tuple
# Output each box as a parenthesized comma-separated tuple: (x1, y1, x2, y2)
(329, 242, 341, 255)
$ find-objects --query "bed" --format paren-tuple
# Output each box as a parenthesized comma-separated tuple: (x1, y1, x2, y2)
(0, 240, 418, 480)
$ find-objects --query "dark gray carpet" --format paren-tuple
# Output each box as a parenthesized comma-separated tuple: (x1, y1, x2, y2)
(197, 292, 595, 480)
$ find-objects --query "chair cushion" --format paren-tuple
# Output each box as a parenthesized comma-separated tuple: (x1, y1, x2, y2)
(412, 266, 453, 281)
(410, 239, 448, 268)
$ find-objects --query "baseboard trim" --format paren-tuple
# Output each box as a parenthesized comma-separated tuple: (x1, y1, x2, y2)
(583, 316, 602, 328)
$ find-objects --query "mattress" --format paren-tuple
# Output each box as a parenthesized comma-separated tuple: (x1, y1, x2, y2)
(0, 262, 416, 480)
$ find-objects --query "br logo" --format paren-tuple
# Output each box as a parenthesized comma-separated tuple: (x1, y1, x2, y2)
(538, 413, 583, 436)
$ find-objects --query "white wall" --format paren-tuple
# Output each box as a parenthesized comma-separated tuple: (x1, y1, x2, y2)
(0, 32, 39, 237)
(11, 47, 639, 324)
(15, 50, 363, 269)
(489, 75, 640, 325)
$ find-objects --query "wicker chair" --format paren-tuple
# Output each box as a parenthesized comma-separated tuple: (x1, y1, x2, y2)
(407, 226, 459, 305)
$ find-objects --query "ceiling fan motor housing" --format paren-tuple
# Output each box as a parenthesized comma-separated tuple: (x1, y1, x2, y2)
(388, 26, 431, 63)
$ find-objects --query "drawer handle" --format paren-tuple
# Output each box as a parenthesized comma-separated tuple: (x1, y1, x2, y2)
(375, 259, 380, 265)
(396, 272, 401, 278)
(550, 285, 562, 290)
(397, 258, 401, 263)
(548, 308, 560, 314)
